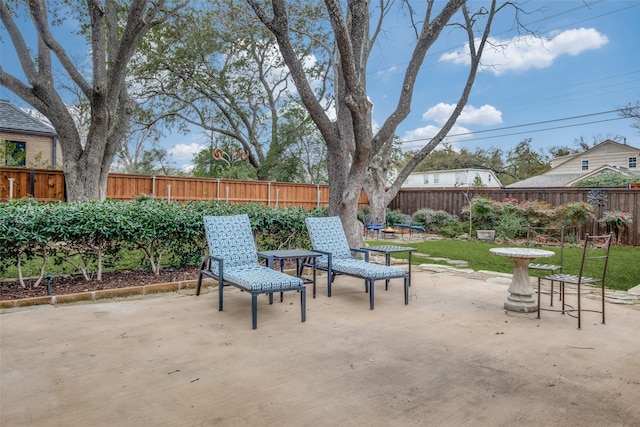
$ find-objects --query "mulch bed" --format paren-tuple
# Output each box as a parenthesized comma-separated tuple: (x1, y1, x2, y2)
(0, 267, 200, 301)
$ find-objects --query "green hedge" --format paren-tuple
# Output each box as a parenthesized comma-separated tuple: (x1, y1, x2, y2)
(0, 198, 321, 287)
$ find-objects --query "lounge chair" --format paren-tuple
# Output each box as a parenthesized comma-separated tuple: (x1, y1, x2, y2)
(305, 216, 409, 310)
(196, 214, 306, 329)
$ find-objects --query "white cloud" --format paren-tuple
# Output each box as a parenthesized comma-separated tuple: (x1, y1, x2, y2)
(403, 102, 502, 147)
(181, 164, 195, 173)
(421, 102, 503, 125)
(167, 143, 206, 162)
(403, 124, 471, 144)
(439, 27, 608, 75)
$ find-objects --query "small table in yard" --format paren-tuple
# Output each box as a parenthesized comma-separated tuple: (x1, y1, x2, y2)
(489, 247, 554, 313)
(364, 245, 416, 289)
(257, 249, 321, 298)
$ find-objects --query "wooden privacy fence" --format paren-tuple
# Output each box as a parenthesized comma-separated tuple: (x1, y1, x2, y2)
(2, 167, 638, 245)
(389, 188, 640, 246)
(0, 167, 369, 209)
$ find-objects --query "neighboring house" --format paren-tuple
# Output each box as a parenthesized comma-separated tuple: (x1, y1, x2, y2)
(507, 139, 640, 188)
(402, 168, 503, 189)
(0, 99, 61, 168)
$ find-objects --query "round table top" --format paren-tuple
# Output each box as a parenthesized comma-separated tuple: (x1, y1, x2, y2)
(489, 247, 554, 259)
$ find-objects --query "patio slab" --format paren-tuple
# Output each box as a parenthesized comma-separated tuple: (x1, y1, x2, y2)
(2, 270, 639, 426)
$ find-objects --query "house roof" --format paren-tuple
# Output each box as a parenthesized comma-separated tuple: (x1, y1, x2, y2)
(550, 139, 640, 170)
(565, 164, 640, 186)
(408, 167, 495, 174)
(506, 173, 585, 188)
(507, 139, 640, 188)
(0, 99, 57, 137)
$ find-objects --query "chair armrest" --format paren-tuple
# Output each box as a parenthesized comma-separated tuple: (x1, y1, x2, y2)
(256, 252, 275, 268)
(310, 248, 332, 265)
(350, 247, 369, 261)
(200, 254, 224, 279)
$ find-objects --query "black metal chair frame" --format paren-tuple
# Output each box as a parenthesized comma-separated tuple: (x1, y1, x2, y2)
(526, 226, 565, 307)
(536, 233, 612, 329)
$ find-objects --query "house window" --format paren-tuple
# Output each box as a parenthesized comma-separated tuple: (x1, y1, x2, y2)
(2, 140, 26, 167)
(434, 173, 439, 184)
(488, 174, 492, 183)
(630, 157, 637, 169)
(581, 160, 589, 171)
(423, 175, 429, 184)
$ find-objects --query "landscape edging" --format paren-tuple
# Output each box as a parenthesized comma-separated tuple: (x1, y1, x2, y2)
(0, 280, 200, 309)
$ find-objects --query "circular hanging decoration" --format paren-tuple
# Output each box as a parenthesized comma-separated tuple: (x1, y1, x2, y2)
(212, 147, 224, 160)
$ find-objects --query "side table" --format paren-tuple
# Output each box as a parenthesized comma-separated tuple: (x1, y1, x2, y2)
(363, 245, 416, 289)
(258, 249, 321, 298)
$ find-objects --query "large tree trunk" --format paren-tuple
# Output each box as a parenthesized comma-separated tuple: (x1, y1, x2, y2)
(249, 0, 492, 247)
(0, 0, 186, 202)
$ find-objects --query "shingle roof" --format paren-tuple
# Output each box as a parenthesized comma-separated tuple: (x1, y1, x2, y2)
(0, 99, 56, 136)
(506, 173, 584, 188)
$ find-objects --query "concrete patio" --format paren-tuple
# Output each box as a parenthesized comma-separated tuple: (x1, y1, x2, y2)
(2, 268, 639, 426)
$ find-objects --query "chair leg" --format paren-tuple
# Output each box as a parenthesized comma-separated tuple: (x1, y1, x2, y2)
(537, 277, 541, 319)
(577, 282, 581, 330)
(404, 277, 409, 305)
(300, 288, 306, 323)
(196, 271, 203, 296)
(218, 280, 224, 312)
(369, 279, 375, 310)
(601, 282, 606, 324)
(251, 294, 258, 330)
(549, 279, 554, 306)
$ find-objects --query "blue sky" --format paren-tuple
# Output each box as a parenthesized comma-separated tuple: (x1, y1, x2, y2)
(164, 1, 640, 170)
(369, 0, 640, 157)
(1, 1, 639, 172)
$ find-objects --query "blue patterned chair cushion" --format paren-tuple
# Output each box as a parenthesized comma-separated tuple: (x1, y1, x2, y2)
(305, 216, 352, 263)
(225, 264, 303, 291)
(204, 214, 259, 275)
(307, 216, 407, 279)
(317, 258, 407, 279)
(203, 214, 302, 291)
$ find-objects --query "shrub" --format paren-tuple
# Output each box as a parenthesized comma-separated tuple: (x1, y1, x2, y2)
(385, 208, 406, 228)
(0, 199, 317, 283)
(438, 221, 467, 238)
(413, 208, 459, 232)
(495, 211, 528, 240)
(599, 210, 633, 243)
(465, 196, 499, 229)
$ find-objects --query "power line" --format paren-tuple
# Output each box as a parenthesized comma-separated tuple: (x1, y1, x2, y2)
(400, 110, 629, 150)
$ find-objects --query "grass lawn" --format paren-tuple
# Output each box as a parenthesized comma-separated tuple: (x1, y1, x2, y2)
(366, 238, 639, 292)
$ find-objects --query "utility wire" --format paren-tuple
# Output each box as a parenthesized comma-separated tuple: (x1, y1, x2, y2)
(401, 109, 628, 150)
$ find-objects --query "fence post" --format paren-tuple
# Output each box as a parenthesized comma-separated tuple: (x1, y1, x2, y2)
(29, 169, 35, 197)
(152, 175, 156, 197)
(316, 184, 320, 208)
(225, 186, 229, 203)
(167, 184, 171, 202)
(267, 181, 271, 207)
(8, 177, 14, 200)
(275, 188, 279, 208)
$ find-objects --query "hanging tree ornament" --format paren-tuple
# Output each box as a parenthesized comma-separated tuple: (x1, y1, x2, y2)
(212, 147, 249, 167)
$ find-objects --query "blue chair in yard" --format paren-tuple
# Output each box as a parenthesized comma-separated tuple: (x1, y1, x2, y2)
(305, 216, 409, 310)
(363, 214, 385, 239)
(393, 213, 425, 238)
(196, 214, 306, 329)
